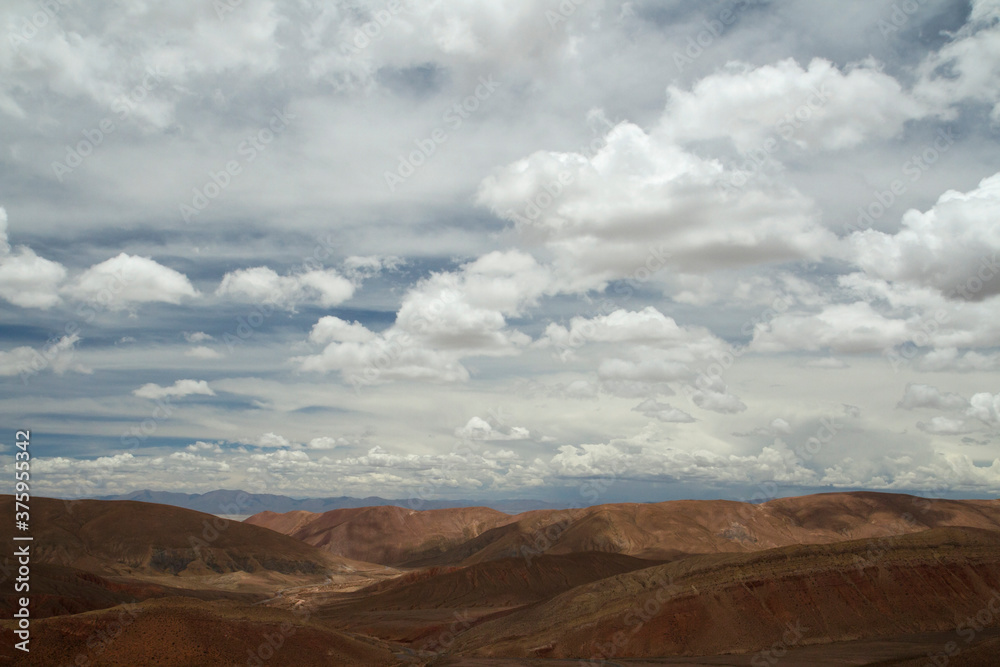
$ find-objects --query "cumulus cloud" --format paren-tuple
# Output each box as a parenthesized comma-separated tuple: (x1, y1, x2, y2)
(0, 334, 89, 377)
(917, 417, 976, 436)
(185, 346, 222, 359)
(539, 307, 745, 413)
(216, 266, 354, 309)
(186, 441, 223, 454)
(133, 379, 215, 400)
(477, 120, 834, 290)
(0, 0, 282, 127)
(240, 432, 294, 449)
(849, 173, 1000, 300)
(632, 399, 696, 423)
(67, 253, 198, 309)
(916, 348, 1000, 372)
(455, 416, 531, 441)
(297, 250, 548, 383)
(687, 384, 749, 415)
(750, 302, 909, 353)
(915, 0, 1000, 121)
(342, 255, 404, 280)
(897, 383, 968, 411)
(661, 58, 928, 151)
(967, 392, 1000, 426)
(0, 207, 66, 309)
(308, 316, 377, 345)
(307, 436, 351, 450)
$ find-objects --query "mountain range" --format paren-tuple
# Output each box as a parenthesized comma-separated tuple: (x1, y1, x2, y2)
(94, 488, 562, 515)
(3, 491, 999, 665)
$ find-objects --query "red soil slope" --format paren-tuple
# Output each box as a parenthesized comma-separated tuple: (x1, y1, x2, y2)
(0, 597, 400, 666)
(246, 504, 513, 565)
(450, 527, 1000, 660)
(398, 492, 1000, 566)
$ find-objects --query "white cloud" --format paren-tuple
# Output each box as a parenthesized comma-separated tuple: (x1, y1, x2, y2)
(240, 432, 293, 449)
(0, 247, 67, 310)
(0, 207, 66, 309)
(539, 307, 747, 412)
(67, 253, 198, 309)
(133, 379, 215, 400)
(307, 436, 350, 450)
(0, 334, 88, 377)
(661, 58, 927, 151)
(917, 417, 976, 436)
(897, 383, 968, 411)
(455, 416, 531, 441)
(750, 302, 909, 353)
(297, 250, 548, 383)
(308, 316, 377, 345)
(216, 266, 354, 309)
(542, 307, 728, 365)
(632, 399, 696, 423)
(688, 385, 748, 415)
(916, 348, 1000, 373)
(915, 2, 1000, 121)
(477, 120, 834, 290)
(967, 392, 1000, 426)
(0, 1, 282, 127)
(185, 346, 222, 359)
(849, 173, 1000, 300)
(186, 441, 223, 454)
(342, 255, 404, 280)
(184, 331, 215, 343)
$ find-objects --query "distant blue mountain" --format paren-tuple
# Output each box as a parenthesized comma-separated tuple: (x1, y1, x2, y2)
(92, 489, 561, 515)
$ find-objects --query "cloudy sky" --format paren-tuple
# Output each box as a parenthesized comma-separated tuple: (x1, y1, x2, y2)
(2, 0, 999, 504)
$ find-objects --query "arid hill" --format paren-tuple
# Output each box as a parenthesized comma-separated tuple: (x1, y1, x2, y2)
(448, 526, 1000, 660)
(346, 551, 659, 610)
(0, 597, 400, 666)
(0, 496, 390, 620)
(246, 504, 513, 565)
(0, 496, 352, 579)
(10, 491, 1000, 665)
(248, 491, 1000, 567)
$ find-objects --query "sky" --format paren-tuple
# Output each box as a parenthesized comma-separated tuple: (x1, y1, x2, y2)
(1, 0, 999, 504)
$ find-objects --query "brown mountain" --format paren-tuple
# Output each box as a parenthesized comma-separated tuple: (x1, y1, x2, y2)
(449, 526, 1000, 660)
(245, 504, 513, 565)
(393, 492, 1000, 566)
(0, 496, 387, 620)
(345, 551, 660, 610)
(0, 496, 354, 579)
(0, 597, 400, 666)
